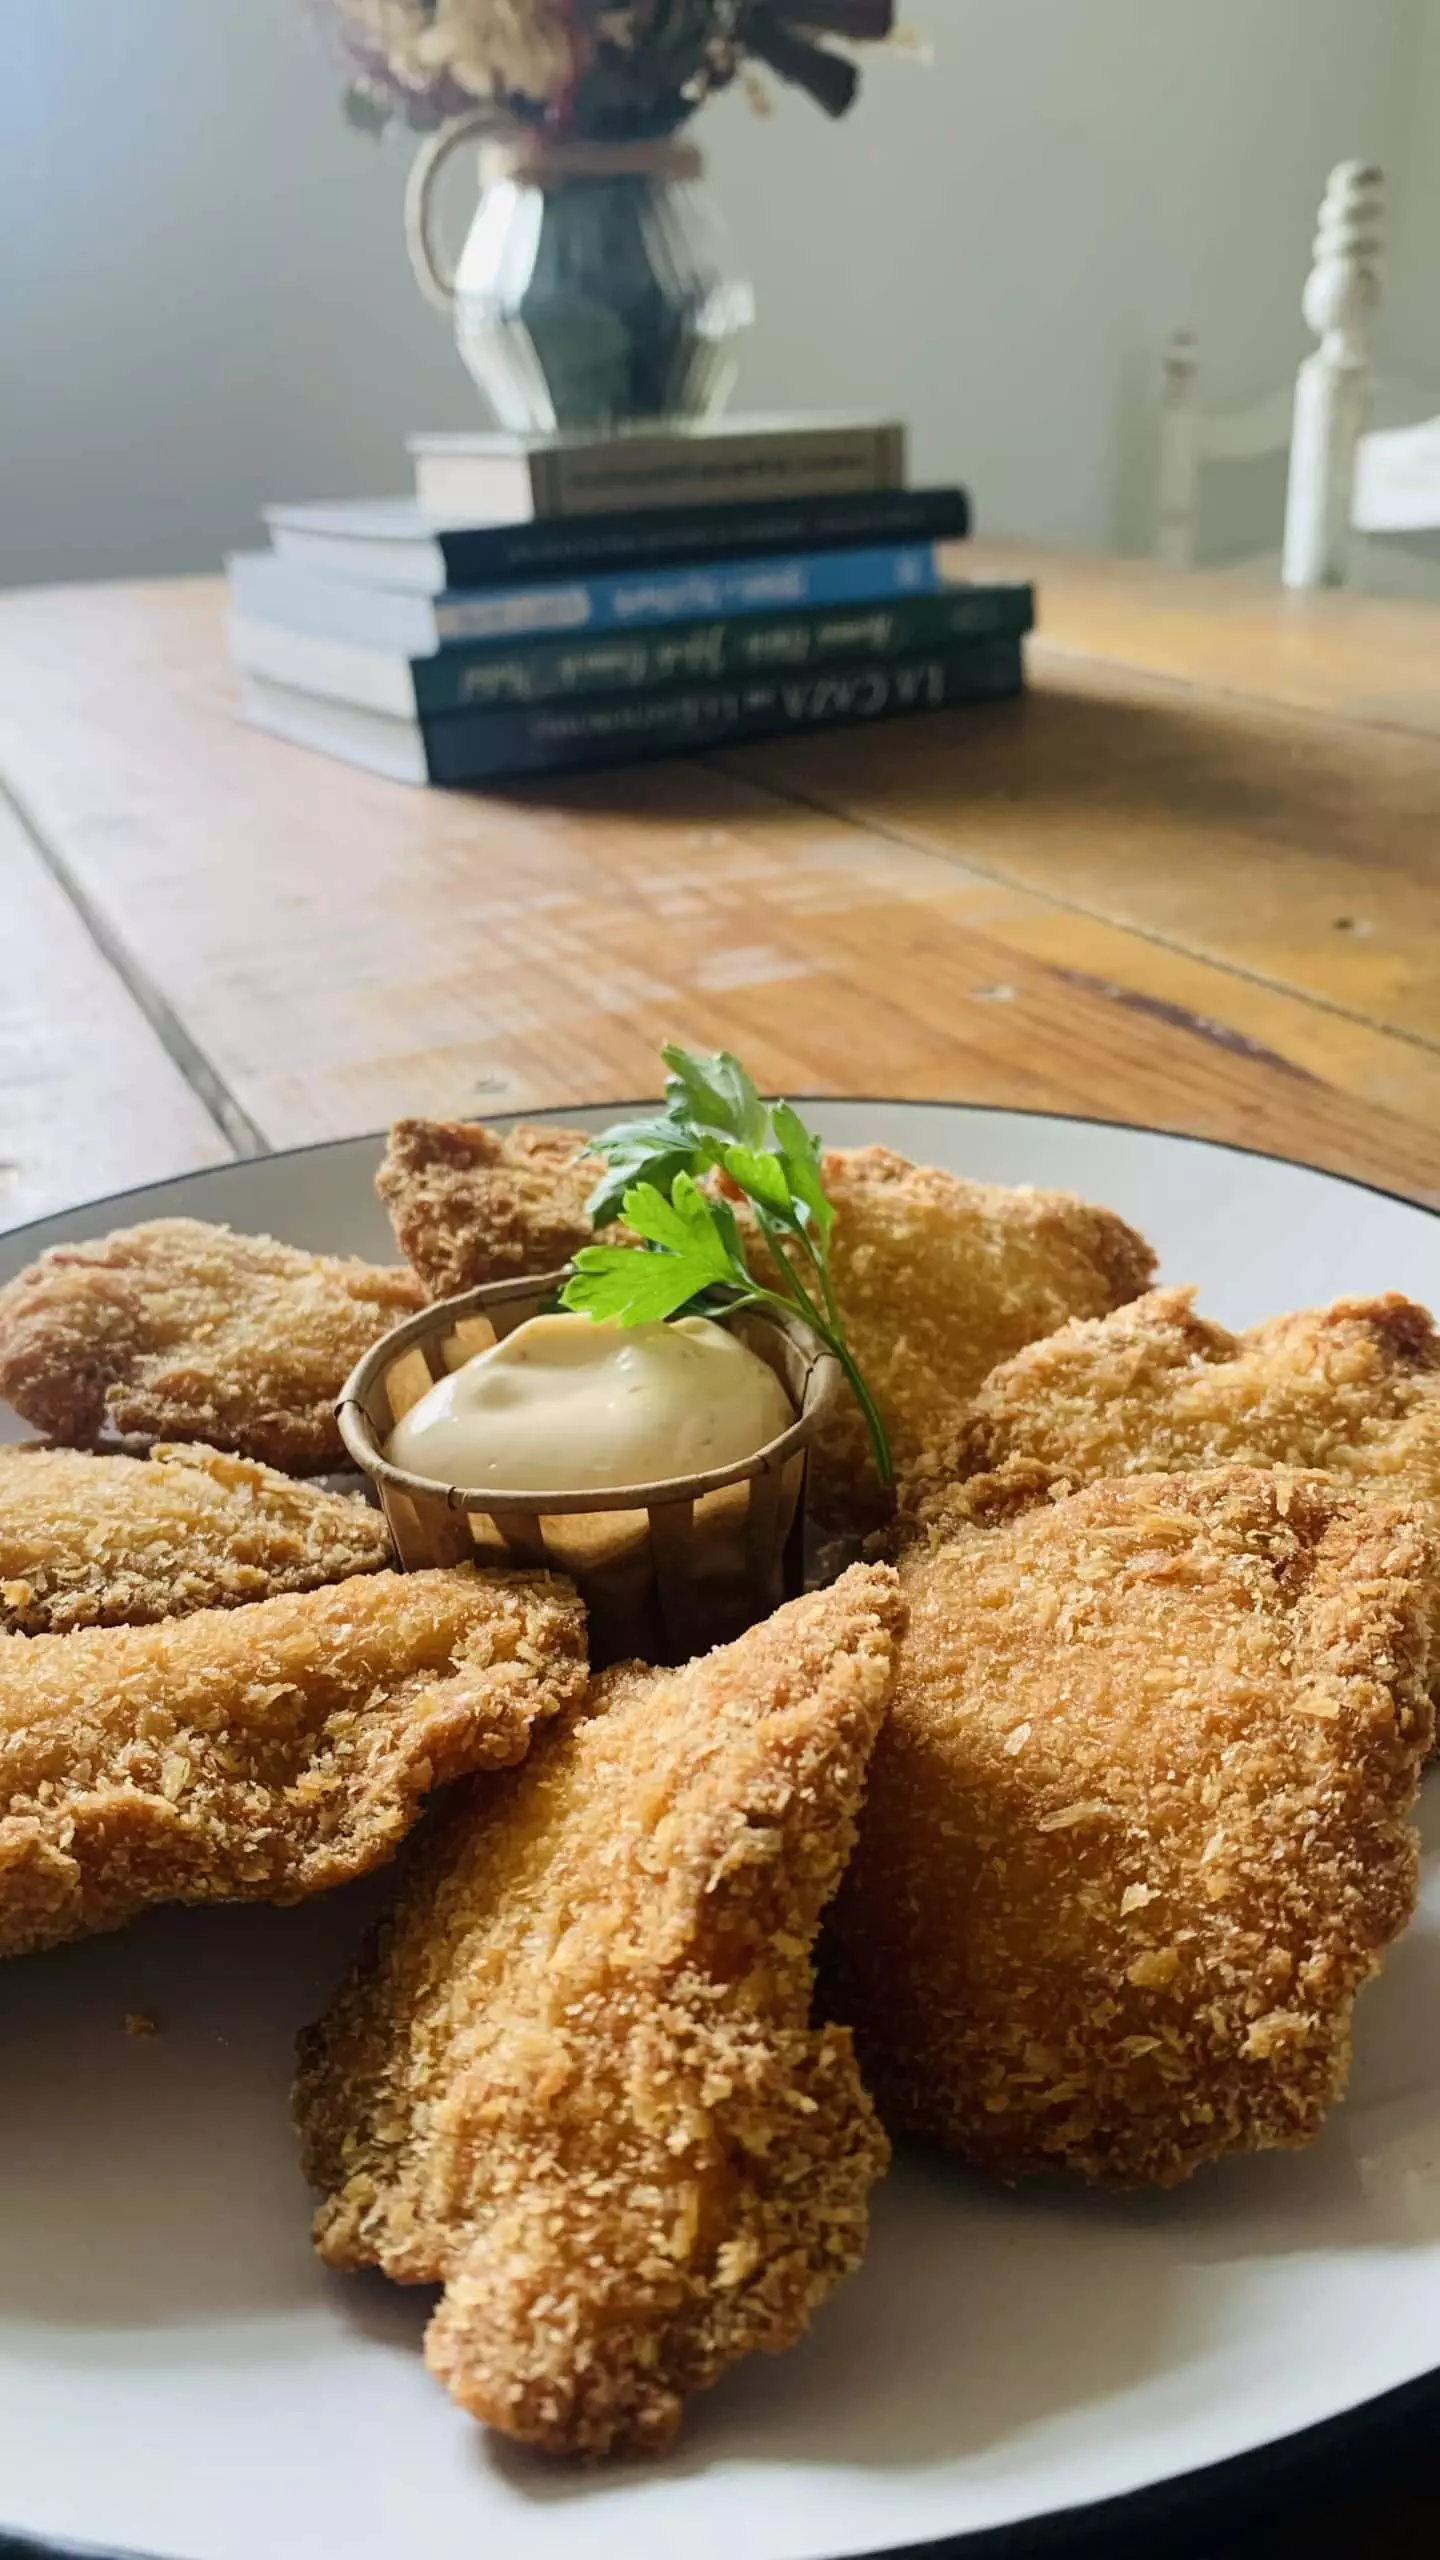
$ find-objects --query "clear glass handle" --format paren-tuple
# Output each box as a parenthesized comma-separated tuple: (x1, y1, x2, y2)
(404, 114, 493, 314)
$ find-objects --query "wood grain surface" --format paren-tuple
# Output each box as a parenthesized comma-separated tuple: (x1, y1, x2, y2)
(723, 648, 1440, 1046)
(0, 568, 1436, 1215)
(0, 792, 229, 1227)
(965, 538, 1440, 736)
(0, 550, 1438, 2553)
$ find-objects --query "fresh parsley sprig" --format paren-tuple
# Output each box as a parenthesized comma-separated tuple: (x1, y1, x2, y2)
(560, 1045, 892, 1484)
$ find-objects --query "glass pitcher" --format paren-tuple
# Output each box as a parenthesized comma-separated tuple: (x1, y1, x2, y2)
(406, 126, 754, 435)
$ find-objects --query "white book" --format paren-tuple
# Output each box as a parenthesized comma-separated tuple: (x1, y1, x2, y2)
(241, 677, 429, 785)
(408, 415, 907, 522)
(229, 614, 423, 720)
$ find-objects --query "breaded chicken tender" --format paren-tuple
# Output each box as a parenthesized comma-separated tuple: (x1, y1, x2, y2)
(295, 1565, 902, 2458)
(0, 1442, 391, 1635)
(825, 1468, 1434, 2187)
(941, 1287, 1440, 1508)
(776, 1147, 1156, 1533)
(0, 1219, 423, 1470)
(377, 1118, 600, 1298)
(922, 1288, 1440, 1689)
(0, 1566, 586, 1959)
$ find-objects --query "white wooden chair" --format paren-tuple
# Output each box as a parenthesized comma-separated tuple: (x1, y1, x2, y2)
(1154, 162, 1440, 590)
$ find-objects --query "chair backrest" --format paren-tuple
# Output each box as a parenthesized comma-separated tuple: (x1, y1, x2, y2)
(1153, 334, 1293, 569)
(1353, 415, 1440, 536)
(1153, 161, 1440, 589)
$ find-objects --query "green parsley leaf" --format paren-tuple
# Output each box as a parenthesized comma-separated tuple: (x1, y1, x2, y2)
(720, 1143, 791, 1216)
(564, 1246, 710, 1328)
(562, 1044, 893, 1487)
(660, 1044, 768, 1147)
(771, 1101, 835, 1248)
(564, 1175, 735, 1328)
(621, 1173, 734, 1271)
(581, 1111, 698, 1230)
(707, 1191, 749, 1271)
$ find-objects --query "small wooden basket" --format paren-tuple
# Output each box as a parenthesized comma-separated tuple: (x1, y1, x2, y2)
(337, 1270, 842, 1666)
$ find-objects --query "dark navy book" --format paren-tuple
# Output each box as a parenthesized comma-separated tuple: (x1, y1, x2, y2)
(242, 636, 1025, 788)
(261, 486, 972, 596)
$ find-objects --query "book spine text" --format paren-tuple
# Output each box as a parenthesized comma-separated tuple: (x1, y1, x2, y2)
(434, 542, 954, 643)
(415, 587, 1033, 712)
(423, 640, 1023, 783)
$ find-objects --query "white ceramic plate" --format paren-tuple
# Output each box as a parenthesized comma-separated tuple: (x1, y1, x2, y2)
(2, 1103, 1439, 2560)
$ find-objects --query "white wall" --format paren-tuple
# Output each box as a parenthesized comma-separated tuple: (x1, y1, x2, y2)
(0, 0, 1431, 586)
(706, 0, 1419, 555)
(1389, 0, 1440, 377)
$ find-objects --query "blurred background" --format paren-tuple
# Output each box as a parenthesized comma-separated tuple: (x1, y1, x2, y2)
(6, 0, 1438, 590)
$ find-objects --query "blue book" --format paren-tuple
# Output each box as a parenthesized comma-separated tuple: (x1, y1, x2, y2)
(226, 541, 971, 658)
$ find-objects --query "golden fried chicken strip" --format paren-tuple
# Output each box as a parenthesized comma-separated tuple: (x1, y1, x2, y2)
(0, 1219, 423, 1470)
(941, 1287, 1440, 1503)
(377, 1118, 600, 1298)
(295, 1564, 903, 2458)
(0, 1566, 586, 1959)
(0, 1442, 392, 1635)
(919, 1287, 1440, 1686)
(825, 1468, 1434, 2188)
(773, 1147, 1156, 1533)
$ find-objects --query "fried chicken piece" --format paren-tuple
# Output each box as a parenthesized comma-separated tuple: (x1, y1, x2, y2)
(824, 1468, 1435, 2188)
(0, 1565, 586, 1959)
(377, 1118, 600, 1298)
(939, 1287, 1440, 1503)
(295, 1564, 903, 2458)
(920, 1288, 1440, 1680)
(0, 1219, 423, 1471)
(768, 1147, 1156, 1534)
(0, 1442, 392, 1635)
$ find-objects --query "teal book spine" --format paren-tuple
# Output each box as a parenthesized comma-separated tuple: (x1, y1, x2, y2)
(433, 540, 952, 642)
(413, 586, 1034, 714)
(422, 637, 1024, 786)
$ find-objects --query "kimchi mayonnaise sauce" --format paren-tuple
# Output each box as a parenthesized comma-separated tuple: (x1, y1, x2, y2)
(384, 1312, 794, 1491)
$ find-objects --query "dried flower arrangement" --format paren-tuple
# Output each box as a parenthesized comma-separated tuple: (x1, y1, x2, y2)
(321, 1, 901, 138)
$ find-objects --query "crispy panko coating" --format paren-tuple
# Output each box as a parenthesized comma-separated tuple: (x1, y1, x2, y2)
(825, 1468, 1435, 2188)
(0, 1219, 423, 1471)
(769, 1147, 1156, 1533)
(920, 1287, 1440, 1686)
(0, 1565, 586, 1959)
(939, 1287, 1440, 1506)
(295, 1565, 903, 2458)
(0, 1442, 392, 1635)
(377, 1118, 601, 1298)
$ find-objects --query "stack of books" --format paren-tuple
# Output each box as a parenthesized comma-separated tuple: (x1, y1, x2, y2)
(227, 417, 1034, 787)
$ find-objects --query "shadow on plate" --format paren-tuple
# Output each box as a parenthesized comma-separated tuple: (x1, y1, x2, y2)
(0, 1886, 388, 2326)
(478, 2145, 1178, 2498)
(481, 1818, 1440, 2499)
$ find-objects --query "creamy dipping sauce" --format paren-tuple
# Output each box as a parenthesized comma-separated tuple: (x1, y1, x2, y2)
(385, 1312, 795, 1492)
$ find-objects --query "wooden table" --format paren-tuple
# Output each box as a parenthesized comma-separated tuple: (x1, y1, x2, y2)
(1, 545, 1438, 1229)
(1, 546, 1438, 2553)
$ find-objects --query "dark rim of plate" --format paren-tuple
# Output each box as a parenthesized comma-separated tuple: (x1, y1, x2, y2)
(2, 1097, 1436, 2560)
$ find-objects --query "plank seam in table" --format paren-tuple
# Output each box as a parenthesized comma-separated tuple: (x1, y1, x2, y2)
(1032, 630, 1440, 750)
(2, 556, 1436, 1228)
(1, 774, 265, 1159)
